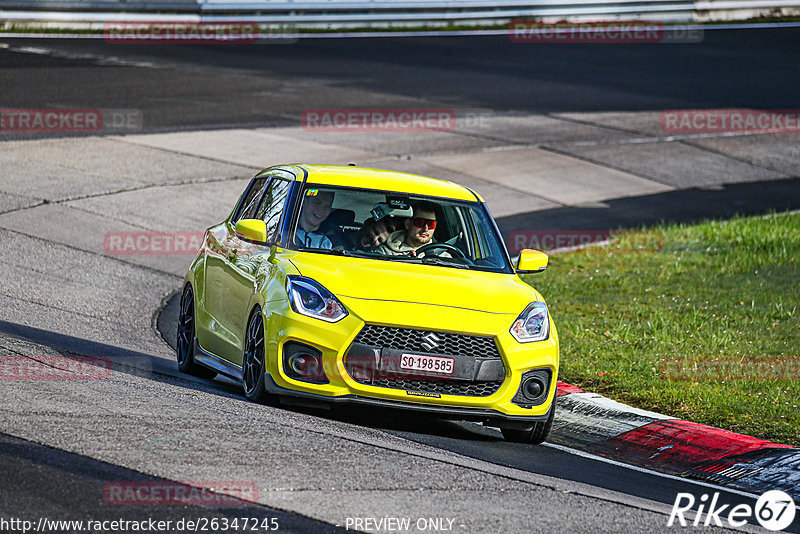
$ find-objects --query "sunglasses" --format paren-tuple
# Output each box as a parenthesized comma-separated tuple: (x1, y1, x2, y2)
(411, 217, 437, 229)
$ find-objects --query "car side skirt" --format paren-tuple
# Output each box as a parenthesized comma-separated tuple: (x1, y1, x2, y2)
(194, 337, 242, 380)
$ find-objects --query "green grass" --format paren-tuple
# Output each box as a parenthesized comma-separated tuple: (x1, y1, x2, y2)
(526, 212, 800, 446)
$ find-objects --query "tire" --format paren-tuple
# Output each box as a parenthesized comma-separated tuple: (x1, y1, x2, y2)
(176, 285, 217, 379)
(501, 401, 556, 445)
(241, 308, 274, 404)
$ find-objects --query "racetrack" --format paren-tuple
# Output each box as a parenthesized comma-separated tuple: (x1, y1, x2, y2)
(1, 30, 799, 533)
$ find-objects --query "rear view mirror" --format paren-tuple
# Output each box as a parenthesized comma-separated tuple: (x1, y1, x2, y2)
(371, 201, 413, 221)
(235, 219, 268, 244)
(516, 249, 548, 274)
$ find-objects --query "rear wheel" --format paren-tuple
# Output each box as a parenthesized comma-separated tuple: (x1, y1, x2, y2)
(176, 285, 217, 379)
(501, 402, 555, 445)
(242, 308, 275, 404)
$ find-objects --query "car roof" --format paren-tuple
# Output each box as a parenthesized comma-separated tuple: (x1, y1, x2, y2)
(269, 164, 484, 202)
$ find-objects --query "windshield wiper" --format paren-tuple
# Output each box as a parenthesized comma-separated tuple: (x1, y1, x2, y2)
(380, 255, 424, 263)
(419, 257, 470, 269)
(376, 255, 469, 269)
(313, 248, 383, 259)
(324, 248, 358, 256)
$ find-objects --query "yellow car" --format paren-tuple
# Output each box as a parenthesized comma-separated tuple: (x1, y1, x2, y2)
(178, 164, 558, 443)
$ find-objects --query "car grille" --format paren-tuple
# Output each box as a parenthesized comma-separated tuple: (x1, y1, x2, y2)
(371, 379, 503, 397)
(353, 324, 501, 359)
(347, 324, 505, 397)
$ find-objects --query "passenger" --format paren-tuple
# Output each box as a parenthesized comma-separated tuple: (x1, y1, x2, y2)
(294, 190, 334, 249)
(376, 201, 444, 257)
(356, 216, 397, 251)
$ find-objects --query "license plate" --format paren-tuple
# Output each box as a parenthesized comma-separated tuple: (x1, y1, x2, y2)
(400, 354, 454, 375)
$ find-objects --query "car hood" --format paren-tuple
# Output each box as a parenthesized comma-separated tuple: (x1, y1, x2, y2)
(288, 253, 539, 315)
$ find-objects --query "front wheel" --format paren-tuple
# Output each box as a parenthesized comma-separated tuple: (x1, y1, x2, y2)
(176, 285, 217, 379)
(241, 308, 275, 404)
(501, 402, 555, 445)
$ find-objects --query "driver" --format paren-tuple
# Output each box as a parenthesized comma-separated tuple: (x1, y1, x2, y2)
(294, 190, 334, 250)
(376, 201, 447, 257)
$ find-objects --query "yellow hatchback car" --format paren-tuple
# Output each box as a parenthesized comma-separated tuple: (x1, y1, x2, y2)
(179, 164, 559, 443)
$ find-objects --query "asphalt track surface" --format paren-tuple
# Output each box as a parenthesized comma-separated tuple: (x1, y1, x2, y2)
(1, 28, 800, 533)
(0, 432, 344, 533)
(2, 28, 800, 124)
(3, 29, 800, 230)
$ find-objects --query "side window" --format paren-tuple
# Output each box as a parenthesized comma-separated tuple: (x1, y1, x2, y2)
(467, 207, 503, 267)
(235, 178, 268, 222)
(466, 207, 488, 258)
(256, 179, 293, 243)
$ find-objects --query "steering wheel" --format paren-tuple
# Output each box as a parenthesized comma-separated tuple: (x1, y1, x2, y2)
(415, 243, 473, 265)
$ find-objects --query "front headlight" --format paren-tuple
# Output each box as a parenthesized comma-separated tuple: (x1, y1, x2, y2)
(285, 275, 348, 323)
(510, 302, 550, 343)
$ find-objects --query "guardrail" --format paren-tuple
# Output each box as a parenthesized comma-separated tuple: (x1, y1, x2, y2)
(1, 0, 800, 28)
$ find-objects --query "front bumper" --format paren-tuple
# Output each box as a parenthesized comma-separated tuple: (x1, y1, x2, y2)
(262, 374, 553, 427)
(263, 297, 559, 420)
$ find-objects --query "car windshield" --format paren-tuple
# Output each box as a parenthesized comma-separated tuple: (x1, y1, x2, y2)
(290, 184, 511, 272)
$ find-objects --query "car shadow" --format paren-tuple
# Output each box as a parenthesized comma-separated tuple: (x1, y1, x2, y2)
(0, 318, 496, 443)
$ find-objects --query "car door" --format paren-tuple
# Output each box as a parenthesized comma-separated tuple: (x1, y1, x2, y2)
(208, 175, 294, 364)
(201, 176, 268, 358)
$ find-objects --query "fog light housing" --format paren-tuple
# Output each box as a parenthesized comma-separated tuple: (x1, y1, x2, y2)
(523, 377, 545, 399)
(512, 368, 551, 408)
(282, 342, 329, 384)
